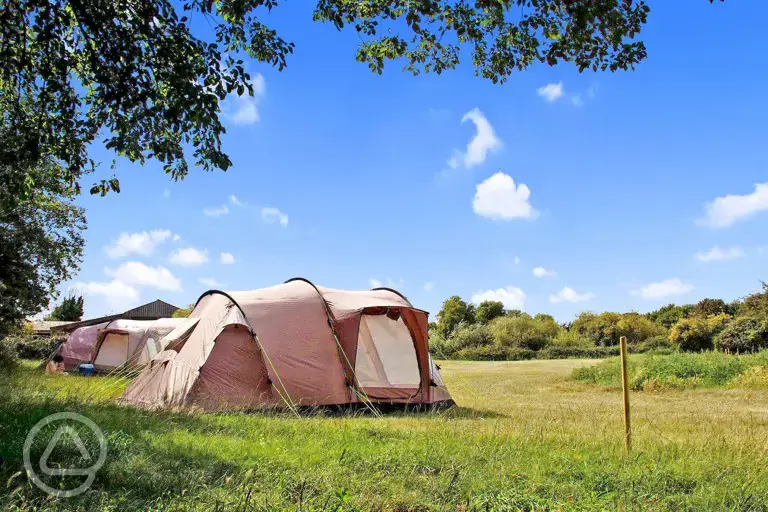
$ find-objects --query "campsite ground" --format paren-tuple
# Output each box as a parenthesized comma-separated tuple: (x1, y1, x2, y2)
(1, 359, 767, 510)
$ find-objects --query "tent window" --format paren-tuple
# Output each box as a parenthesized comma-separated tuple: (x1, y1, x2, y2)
(94, 333, 129, 370)
(355, 314, 420, 388)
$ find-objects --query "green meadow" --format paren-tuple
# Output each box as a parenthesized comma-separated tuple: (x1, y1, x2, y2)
(1, 357, 767, 511)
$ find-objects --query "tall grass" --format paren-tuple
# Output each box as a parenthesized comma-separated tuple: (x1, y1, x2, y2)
(1, 359, 767, 510)
(572, 350, 768, 390)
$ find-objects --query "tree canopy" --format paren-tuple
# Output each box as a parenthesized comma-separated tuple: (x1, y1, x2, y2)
(429, 282, 767, 361)
(475, 300, 505, 324)
(46, 293, 85, 321)
(0, 0, 723, 329)
(0, 157, 86, 337)
(2, 0, 666, 196)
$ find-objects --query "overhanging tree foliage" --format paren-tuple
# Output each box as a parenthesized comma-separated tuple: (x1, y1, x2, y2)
(0, 158, 86, 338)
(0, 0, 721, 328)
(1, 0, 684, 196)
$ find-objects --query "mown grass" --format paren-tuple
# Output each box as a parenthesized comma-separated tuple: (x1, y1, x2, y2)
(572, 351, 768, 391)
(1, 358, 767, 510)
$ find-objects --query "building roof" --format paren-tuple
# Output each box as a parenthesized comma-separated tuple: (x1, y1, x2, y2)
(52, 299, 180, 333)
(31, 320, 76, 335)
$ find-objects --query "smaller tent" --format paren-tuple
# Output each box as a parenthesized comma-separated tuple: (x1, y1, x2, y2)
(59, 322, 110, 370)
(58, 318, 186, 372)
(90, 318, 187, 373)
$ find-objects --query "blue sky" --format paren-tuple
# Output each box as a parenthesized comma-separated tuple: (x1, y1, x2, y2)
(63, 1, 767, 322)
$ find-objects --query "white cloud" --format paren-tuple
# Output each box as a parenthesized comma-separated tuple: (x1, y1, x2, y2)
(198, 277, 223, 288)
(537, 82, 564, 102)
(447, 108, 502, 169)
(695, 246, 745, 263)
(423, 281, 435, 292)
(631, 278, 694, 300)
(229, 194, 243, 206)
(172, 234, 181, 242)
(571, 95, 584, 107)
(169, 247, 209, 267)
(549, 287, 594, 303)
(473, 172, 536, 220)
(228, 74, 266, 125)
(698, 183, 768, 228)
(471, 286, 526, 310)
(219, 252, 236, 264)
(261, 207, 289, 227)
(107, 261, 182, 292)
(369, 278, 383, 288)
(203, 205, 230, 217)
(446, 150, 462, 170)
(514, 256, 521, 265)
(532, 266, 557, 278)
(105, 230, 172, 259)
(162, 188, 171, 199)
(75, 279, 140, 311)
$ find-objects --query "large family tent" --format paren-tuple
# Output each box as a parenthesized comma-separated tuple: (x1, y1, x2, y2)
(59, 318, 186, 372)
(120, 279, 453, 410)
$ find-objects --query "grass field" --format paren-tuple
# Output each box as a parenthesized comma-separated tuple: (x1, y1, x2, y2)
(1, 359, 767, 511)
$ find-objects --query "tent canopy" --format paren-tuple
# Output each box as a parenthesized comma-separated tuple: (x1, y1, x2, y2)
(120, 279, 452, 410)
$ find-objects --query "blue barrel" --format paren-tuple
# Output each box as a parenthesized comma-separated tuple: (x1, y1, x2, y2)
(78, 363, 95, 377)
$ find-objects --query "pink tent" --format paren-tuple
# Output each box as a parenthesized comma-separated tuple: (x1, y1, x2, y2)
(59, 322, 109, 370)
(120, 279, 453, 410)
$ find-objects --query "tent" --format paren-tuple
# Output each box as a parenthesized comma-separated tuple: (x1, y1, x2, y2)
(120, 279, 453, 410)
(59, 322, 110, 370)
(59, 319, 186, 372)
(91, 318, 187, 372)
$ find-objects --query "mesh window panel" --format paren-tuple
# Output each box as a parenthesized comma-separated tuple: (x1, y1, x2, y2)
(355, 314, 420, 387)
(94, 333, 129, 369)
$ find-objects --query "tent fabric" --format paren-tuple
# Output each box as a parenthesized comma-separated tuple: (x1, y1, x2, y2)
(59, 322, 110, 370)
(89, 318, 187, 372)
(120, 280, 453, 410)
(59, 318, 187, 373)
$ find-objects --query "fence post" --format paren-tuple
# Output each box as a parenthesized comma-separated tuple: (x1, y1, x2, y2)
(619, 335, 631, 452)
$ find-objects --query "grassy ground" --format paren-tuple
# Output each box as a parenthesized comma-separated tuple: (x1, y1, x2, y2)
(1, 359, 767, 511)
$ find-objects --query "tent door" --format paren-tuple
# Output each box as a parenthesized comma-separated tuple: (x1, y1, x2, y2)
(354, 314, 420, 393)
(94, 333, 129, 371)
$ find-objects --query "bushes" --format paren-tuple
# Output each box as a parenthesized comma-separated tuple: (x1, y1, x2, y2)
(450, 322, 494, 351)
(728, 366, 768, 389)
(426, 283, 768, 361)
(669, 317, 714, 352)
(550, 329, 590, 348)
(571, 312, 664, 347)
(539, 345, 620, 360)
(635, 334, 673, 353)
(490, 315, 558, 351)
(4, 335, 61, 360)
(714, 317, 768, 353)
(454, 346, 536, 361)
(0, 342, 18, 372)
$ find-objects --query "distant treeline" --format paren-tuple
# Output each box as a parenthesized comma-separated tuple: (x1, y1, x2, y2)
(429, 283, 768, 361)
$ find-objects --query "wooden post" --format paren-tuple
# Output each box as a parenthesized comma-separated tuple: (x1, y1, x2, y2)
(619, 335, 631, 452)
